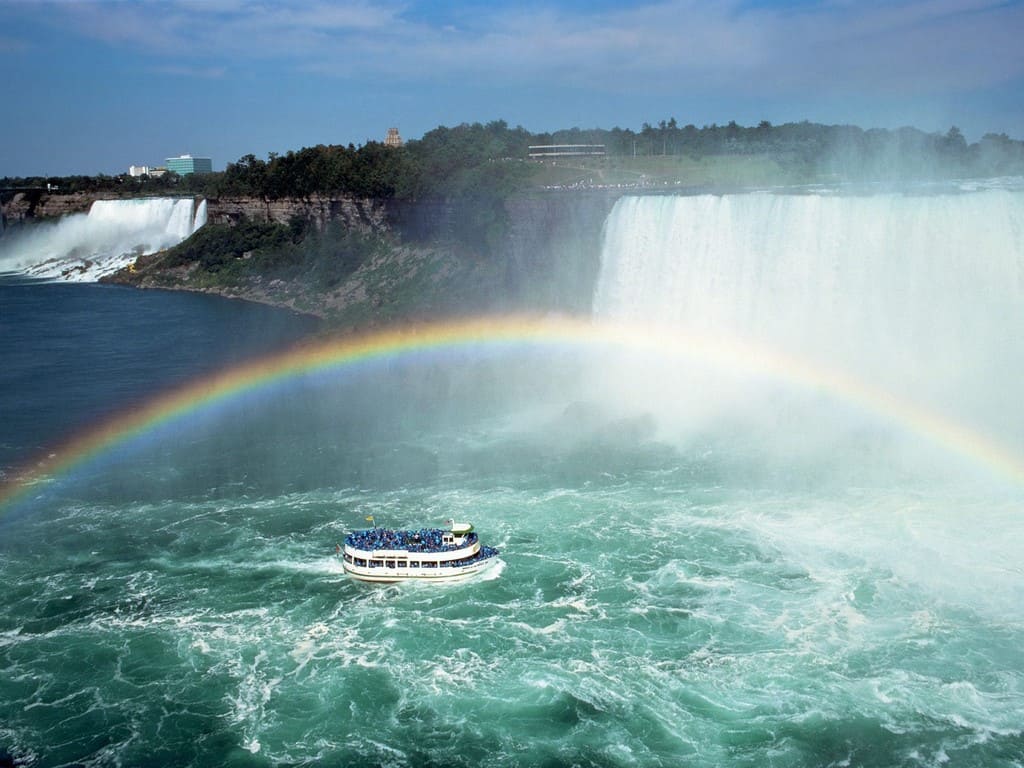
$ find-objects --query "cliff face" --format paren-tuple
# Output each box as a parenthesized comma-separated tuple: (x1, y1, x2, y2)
(380, 192, 621, 313)
(0, 192, 389, 233)
(499, 191, 621, 313)
(1, 190, 119, 225)
(207, 196, 389, 232)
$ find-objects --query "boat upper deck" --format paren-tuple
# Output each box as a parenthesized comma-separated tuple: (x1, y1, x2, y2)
(345, 527, 478, 554)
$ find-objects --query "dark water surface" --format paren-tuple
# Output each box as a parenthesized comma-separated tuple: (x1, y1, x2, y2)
(0, 278, 318, 474)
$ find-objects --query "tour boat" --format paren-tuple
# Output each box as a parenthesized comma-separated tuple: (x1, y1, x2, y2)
(340, 519, 500, 583)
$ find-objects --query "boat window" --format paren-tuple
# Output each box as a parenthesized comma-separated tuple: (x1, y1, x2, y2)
(409, 561, 419, 567)
(386, 560, 396, 568)
(398, 560, 407, 568)
(371, 560, 383, 568)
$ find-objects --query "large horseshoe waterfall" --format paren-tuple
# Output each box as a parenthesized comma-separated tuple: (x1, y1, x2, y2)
(593, 188, 1024, 456)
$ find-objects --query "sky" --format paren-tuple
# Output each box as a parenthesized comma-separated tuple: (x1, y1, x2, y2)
(1, 0, 1023, 177)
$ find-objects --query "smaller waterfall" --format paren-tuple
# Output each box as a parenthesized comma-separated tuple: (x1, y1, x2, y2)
(193, 198, 208, 230)
(0, 197, 207, 282)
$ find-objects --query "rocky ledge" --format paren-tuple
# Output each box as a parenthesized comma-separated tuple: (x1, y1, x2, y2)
(206, 195, 389, 232)
(1, 190, 120, 224)
(1, 191, 389, 233)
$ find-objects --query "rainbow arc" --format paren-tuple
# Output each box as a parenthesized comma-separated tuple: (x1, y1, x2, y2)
(3, 315, 1023, 513)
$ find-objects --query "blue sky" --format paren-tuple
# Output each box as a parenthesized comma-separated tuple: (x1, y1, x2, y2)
(2, 0, 1023, 176)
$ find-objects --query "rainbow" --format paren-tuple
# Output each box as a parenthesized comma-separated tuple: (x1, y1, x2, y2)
(3, 314, 1024, 512)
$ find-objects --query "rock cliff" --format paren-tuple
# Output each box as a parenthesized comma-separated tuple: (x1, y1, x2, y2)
(500, 191, 620, 314)
(206, 195, 389, 232)
(5, 189, 624, 324)
(0, 191, 389, 233)
(1, 190, 120, 225)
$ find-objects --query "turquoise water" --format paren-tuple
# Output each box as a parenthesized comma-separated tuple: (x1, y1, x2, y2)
(3, 347, 1023, 767)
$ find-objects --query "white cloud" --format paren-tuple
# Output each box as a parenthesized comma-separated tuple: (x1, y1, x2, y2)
(36, 0, 1024, 97)
(263, 2, 401, 30)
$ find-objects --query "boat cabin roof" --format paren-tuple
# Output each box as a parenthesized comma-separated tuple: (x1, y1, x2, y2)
(345, 526, 477, 554)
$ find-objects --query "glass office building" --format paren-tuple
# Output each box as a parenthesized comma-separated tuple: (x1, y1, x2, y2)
(165, 155, 213, 175)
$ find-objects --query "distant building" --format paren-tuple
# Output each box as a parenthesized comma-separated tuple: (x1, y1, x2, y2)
(127, 165, 167, 178)
(166, 154, 213, 175)
(384, 128, 403, 148)
(528, 144, 606, 158)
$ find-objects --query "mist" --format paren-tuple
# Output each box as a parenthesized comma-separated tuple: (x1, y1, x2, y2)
(41, 182, 1024, 502)
(584, 185, 1024, 485)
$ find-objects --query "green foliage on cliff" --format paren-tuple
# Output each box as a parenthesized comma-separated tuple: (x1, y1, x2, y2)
(198, 120, 533, 203)
(156, 219, 388, 294)
(121, 215, 516, 328)
(201, 120, 1021, 201)
(401, 121, 533, 197)
(6, 119, 1024, 201)
(161, 220, 295, 273)
(272, 222, 388, 291)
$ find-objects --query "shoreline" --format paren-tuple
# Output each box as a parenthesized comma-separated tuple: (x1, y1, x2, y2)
(98, 271, 329, 322)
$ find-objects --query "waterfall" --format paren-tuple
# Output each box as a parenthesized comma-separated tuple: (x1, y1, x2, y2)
(0, 197, 207, 282)
(193, 198, 208, 230)
(592, 186, 1024, 452)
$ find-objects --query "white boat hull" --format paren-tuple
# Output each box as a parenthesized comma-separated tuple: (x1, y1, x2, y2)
(342, 557, 498, 583)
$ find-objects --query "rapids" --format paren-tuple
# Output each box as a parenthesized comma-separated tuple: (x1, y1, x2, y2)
(2, 184, 1024, 767)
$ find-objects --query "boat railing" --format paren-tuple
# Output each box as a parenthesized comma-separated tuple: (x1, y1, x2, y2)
(345, 528, 478, 554)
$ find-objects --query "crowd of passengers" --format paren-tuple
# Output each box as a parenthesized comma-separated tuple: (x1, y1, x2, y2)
(345, 527, 479, 553)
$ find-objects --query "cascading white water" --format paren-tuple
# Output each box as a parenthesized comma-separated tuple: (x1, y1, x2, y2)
(193, 198, 208, 231)
(0, 197, 207, 282)
(592, 185, 1024, 459)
